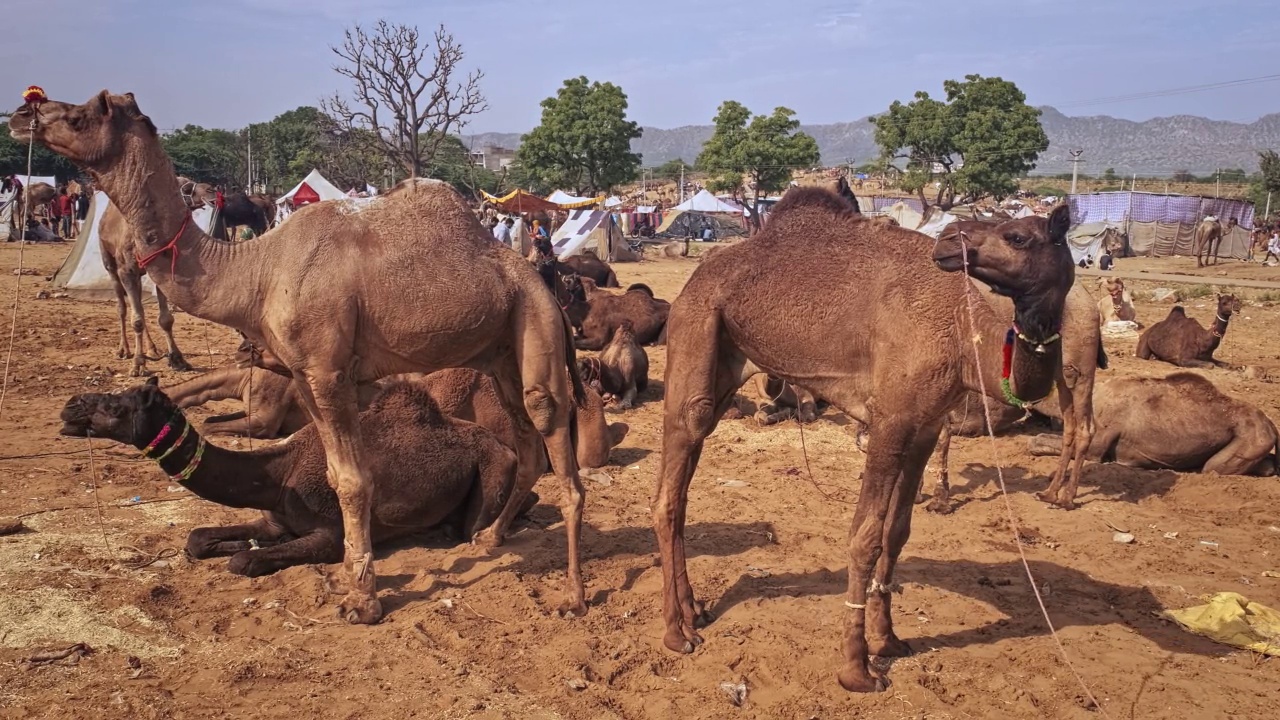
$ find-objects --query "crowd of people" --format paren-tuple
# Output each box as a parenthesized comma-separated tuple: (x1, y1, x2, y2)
(1, 176, 91, 242)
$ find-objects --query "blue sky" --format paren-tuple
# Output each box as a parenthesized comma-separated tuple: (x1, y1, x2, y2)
(3, 0, 1277, 133)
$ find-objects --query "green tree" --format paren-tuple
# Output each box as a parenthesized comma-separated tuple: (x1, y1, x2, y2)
(247, 106, 329, 191)
(653, 157, 691, 180)
(427, 133, 499, 197)
(516, 76, 643, 195)
(163, 125, 242, 186)
(1249, 150, 1280, 218)
(1102, 167, 1118, 185)
(871, 74, 1048, 210)
(0, 119, 83, 180)
(697, 101, 820, 231)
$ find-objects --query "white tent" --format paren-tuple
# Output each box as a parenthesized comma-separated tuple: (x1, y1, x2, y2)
(915, 208, 960, 238)
(277, 169, 345, 207)
(880, 201, 924, 230)
(674, 189, 742, 213)
(546, 190, 602, 207)
(51, 191, 217, 301)
(11, 175, 56, 190)
(551, 208, 635, 261)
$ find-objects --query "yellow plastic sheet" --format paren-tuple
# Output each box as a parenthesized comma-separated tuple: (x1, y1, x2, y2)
(1163, 592, 1280, 656)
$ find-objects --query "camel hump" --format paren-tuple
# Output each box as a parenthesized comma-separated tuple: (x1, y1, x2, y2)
(367, 381, 444, 425)
(1162, 372, 1217, 392)
(625, 283, 655, 297)
(770, 186, 858, 222)
(1168, 305, 1188, 317)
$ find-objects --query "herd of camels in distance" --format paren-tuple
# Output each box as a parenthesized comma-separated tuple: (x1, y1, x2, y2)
(12, 89, 1280, 694)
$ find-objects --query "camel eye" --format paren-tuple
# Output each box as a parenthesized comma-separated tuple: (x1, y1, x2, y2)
(1003, 232, 1029, 247)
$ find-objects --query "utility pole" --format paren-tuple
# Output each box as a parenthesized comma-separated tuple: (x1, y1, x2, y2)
(1266, 191, 1272, 219)
(679, 162, 685, 204)
(1069, 149, 1084, 194)
(246, 125, 253, 193)
(1216, 168, 1221, 198)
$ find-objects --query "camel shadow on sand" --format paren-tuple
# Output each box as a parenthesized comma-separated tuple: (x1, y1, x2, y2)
(375, 519, 776, 614)
(941, 462, 1179, 509)
(710, 556, 1226, 659)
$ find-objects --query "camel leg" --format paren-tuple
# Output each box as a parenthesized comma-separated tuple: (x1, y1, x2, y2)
(1202, 437, 1273, 476)
(654, 310, 754, 654)
(204, 410, 284, 439)
(837, 416, 916, 693)
(289, 370, 381, 624)
(922, 423, 954, 514)
(186, 518, 291, 558)
(474, 304, 587, 618)
(155, 289, 192, 371)
(867, 425, 940, 658)
(228, 530, 344, 577)
(1174, 359, 1215, 369)
(119, 271, 155, 376)
(1053, 370, 1096, 508)
(473, 359, 549, 549)
(109, 271, 131, 360)
(463, 450, 520, 539)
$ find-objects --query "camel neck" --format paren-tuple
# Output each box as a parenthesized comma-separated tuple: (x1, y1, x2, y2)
(961, 287, 1062, 409)
(138, 412, 290, 511)
(86, 134, 264, 327)
(1210, 313, 1230, 342)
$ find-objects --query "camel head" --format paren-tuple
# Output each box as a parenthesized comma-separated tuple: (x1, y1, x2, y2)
(59, 377, 175, 448)
(1216, 293, 1243, 318)
(933, 204, 1072, 298)
(8, 90, 157, 172)
(1100, 277, 1126, 300)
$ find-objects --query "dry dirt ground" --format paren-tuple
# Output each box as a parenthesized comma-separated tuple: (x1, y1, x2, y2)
(1, 240, 1279, 720)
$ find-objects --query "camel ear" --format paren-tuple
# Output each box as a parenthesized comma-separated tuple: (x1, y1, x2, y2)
(145, 376, 160, 388)
(1047, 204, 1070, 245)
(118, 92, 157, 135)
(93, 90, 112, 117)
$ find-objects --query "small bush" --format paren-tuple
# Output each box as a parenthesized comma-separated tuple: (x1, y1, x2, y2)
(1183, 284, 1213, 299)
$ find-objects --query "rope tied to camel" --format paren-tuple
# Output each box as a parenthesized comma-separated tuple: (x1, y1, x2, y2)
(1000, 326, 1060, 409)
(138, 410, 206, 482)
(134, 213, 191, 274)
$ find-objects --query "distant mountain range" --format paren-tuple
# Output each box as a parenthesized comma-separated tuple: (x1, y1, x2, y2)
(464, 106, 1280, 177)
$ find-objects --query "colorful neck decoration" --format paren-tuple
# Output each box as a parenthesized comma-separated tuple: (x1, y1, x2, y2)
(1000, 326, 1059, 409)
(140, 411, 206, 483)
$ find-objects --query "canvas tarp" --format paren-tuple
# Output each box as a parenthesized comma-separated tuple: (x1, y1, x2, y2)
(1126, 221, 1253, 260)
(1067, 221, 1124, 264)
(674, 189, 742, 213)
(11, 175, 56, 190)
(551, 208, 632, 261)
(546, 190, 604, 209)
(482, 189, 564, 215)
(51, 192, 218, 301)
(916, 208, 959, 238)
(1068, 191, 1255, 229)
(278, 169, 345, 207)
(880, 201, 924, 230)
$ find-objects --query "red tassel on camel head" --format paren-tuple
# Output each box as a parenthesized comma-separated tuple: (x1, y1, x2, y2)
(22, 86, 48, 107)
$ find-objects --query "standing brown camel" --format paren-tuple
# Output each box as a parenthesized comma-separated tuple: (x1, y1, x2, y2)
(1193, 217, 1238, 267)
(11, 91, 588, 624)
(652, 186, 1075, 693)
(1136, 294, 1242, 369)
(99, 200, 192, 375)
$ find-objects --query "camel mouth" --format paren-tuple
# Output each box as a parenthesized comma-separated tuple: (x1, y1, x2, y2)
(933, 252, 970, 273)
(58, 421, 93, 438)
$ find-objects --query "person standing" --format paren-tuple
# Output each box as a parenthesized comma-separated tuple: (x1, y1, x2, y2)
(75, 187, 90, 237)
(48, 186, 65, 238)
(492, 217, 514, 246)
(57, 187, 75, 239)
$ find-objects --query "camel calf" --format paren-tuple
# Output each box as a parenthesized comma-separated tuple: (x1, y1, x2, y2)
(1029, 373, 1279, 475)
(61, 379, 526, 577)
(597, 320, 649, 409)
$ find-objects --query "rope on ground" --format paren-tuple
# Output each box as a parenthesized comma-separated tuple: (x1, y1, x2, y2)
(957, 235, 1109, 717)
(84, 436, 113, 557)
(0, 120, 39, 421)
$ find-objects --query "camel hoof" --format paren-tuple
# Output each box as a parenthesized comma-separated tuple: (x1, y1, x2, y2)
(664, 630, 702, 654)
(556, 598, 589, 619)
(168, 354, 193, 372)
(925, 496, 954, 515)
(338, 593, 383, 624)
(130, 365, 147, 378)
(869, 634, 913, 658)
(117, 348, 129, 360)
(473, 526, 504, 550)
(722, 406, 744, 420)
(227, 550, 275, 577)
(1052, 498, 1078, 511)
(692, 600, 713, 628)
(837, 665, 890, 693)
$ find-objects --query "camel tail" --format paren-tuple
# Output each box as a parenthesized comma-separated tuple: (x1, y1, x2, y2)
(1095, 335, 1109, 371)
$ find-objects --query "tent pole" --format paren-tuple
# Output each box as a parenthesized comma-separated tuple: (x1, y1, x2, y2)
(1266, 191, 1272, 220)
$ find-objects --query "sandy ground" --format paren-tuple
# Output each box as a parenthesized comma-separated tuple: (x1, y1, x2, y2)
(1, 240, 1278, 720)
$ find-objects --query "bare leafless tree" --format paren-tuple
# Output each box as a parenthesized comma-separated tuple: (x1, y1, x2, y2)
(322, 21, 487, 179)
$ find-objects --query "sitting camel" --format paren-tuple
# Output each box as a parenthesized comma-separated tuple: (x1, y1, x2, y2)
(1029, 373, 1279, 475)
(559, 251, 620, 288)
(653, 178, 1078, 692)
(14, 91, 587, 623)
(594, 319, 649, 409)
(1193, 216, 1238, 267)
(165, 365, 628, 471)
(1097, 277, 1138, 326)
(572, 278, 671, 350)
(662, 239, 690, 258)
(61, 379, 528, 577)
(1136, 294, 1241, 368)
(753, 375, 819, 426)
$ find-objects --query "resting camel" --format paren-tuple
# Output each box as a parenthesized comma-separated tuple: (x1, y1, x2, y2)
(559, 251, 620, 288)
(1028, 373, 1279, 475)
(61, 379, 528, 577)
(1097, 277, 1137, 326)
(595, 319, 649, 409)
(1136, 294, 1241, 369)
(653, 185, 1076, 693)
(753, 375, 818, 425)
(572, 278, 671, 350)
(165, 365, 628, 470)
(1193, 216, 1238, 267)
(12, 91, 587, 624)
(99, 200, 193, 375)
